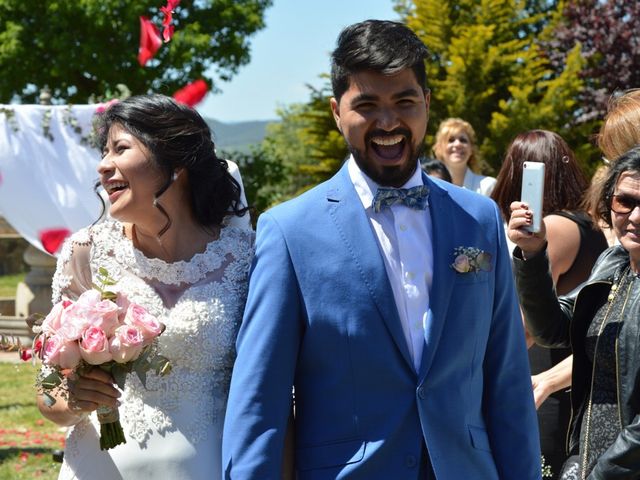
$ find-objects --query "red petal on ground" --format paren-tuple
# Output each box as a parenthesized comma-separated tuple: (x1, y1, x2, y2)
(138, 16, 162, 67)
(35, 419, 44, 426)
(39, 228, 71, 254)
(173, 79, 209, 107)
(20, 451, 29, 462)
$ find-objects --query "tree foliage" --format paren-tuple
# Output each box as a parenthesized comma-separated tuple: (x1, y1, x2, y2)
(545, 0, 640, 124)
(0, 0, 272, 103)
(398, 0, 591, 173)
(255, 82, 347, 205)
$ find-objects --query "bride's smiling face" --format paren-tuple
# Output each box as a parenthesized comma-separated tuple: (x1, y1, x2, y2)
(98, 124, 165, 223)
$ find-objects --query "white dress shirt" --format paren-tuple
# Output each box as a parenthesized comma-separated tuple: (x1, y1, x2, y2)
(348, 156, 433, 371)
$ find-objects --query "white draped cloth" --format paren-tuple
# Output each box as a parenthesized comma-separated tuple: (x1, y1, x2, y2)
(0, 104, 249, 255)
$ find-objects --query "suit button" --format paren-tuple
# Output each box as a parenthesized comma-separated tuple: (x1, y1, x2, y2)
(405, 455, 417, 468)
(417, 386, 426, 399)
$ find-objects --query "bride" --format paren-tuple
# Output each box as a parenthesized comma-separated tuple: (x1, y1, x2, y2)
(37, 94, 253, 479)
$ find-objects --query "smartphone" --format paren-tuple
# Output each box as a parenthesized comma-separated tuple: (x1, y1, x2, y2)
(520, 161, 545, 233)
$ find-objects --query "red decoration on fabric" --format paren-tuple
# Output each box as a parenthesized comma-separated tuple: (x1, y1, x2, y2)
(138, 16, 162, 66)
(161, 0, 181, 43)
(173, 79, 209, 107)
(39, 228, 71, 254)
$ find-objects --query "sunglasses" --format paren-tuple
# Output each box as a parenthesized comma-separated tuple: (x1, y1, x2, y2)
(611, 194, 640, 214)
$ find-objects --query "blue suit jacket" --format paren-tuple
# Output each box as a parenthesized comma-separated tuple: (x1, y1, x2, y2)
(223, 163, 541, 479)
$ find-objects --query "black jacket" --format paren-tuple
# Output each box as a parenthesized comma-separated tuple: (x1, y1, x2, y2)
(513, 245, 640, 479)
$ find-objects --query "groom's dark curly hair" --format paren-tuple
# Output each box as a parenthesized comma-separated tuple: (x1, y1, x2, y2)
(330, 20, 430, 102)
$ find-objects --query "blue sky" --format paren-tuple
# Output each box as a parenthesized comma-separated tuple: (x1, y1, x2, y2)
(197, 0, 398, 123)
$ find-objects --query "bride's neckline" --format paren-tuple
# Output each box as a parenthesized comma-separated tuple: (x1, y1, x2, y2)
(127, 222, 219, 265)
(104, 220, 244, 284)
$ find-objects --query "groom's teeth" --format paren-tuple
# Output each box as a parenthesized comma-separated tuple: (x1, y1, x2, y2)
(372, 135, 403, 146)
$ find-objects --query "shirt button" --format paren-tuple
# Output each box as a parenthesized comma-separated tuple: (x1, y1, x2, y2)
(405, 455, 417, 468)
(399, 224, 407, 231)
(417, 386, 426, 399)
(406, 271, 415, 280)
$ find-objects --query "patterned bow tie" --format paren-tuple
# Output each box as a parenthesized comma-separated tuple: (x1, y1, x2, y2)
(372, 185, 430, 213)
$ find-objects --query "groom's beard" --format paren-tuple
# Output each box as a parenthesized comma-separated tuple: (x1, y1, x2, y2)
(347, 132, 426, 187)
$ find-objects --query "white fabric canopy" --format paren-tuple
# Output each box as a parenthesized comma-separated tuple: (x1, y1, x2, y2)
(0, 104, 249, 255)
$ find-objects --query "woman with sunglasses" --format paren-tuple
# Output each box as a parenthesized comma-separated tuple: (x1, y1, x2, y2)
(508, 146, 640, 479)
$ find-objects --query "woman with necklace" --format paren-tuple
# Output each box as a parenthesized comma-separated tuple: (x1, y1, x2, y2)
(508, 146, 640, 479)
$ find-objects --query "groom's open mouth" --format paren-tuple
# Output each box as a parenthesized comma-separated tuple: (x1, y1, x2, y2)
(368, 130, 410, 165)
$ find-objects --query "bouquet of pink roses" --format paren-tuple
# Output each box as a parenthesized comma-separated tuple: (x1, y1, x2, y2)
(32, 267, 171, 450)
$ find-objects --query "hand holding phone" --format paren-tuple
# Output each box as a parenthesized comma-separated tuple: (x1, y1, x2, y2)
(520, 162, 545, 233)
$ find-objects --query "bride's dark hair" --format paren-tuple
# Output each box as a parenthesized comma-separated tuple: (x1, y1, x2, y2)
(95, 94, 248, 235)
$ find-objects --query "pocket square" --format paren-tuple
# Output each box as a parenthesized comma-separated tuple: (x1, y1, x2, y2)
(451, 246, 492, 273)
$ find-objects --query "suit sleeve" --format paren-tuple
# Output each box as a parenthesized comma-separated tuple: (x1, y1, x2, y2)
(222, 211, 304, 479)
(482, 203, 542, 479)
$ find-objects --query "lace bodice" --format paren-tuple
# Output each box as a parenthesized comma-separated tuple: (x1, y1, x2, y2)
(52, 219, 254, 449)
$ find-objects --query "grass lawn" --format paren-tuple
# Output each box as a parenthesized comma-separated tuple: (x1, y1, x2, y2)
(0, 362, 63, 479)
(0, 274, 24, 298)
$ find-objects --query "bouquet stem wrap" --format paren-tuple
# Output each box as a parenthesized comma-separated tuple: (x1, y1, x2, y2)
(97, 405, 126, 450)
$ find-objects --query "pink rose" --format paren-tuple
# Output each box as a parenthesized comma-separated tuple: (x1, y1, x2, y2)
(42, 334, 82, 369)
(86, 300, 120, 336)
(76, 289, 101, 308)
(124, 303, 164, 343)
(79, 326, 112, 365)
(453, 254, 471, 273)
(41, 301, 68, 335)
(116, 292, 131, 323)
(57, 302, 91, 341)
(109, 325, 145, 363)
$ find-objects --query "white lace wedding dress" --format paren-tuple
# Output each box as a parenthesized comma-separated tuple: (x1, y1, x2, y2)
(50, 219, 254, 480)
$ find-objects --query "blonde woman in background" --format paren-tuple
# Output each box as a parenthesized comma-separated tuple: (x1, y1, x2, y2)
(432, 118, 496, 196)
(598, 89, 640, 161)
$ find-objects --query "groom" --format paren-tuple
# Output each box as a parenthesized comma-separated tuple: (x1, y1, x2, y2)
(223, 20, 540, 479)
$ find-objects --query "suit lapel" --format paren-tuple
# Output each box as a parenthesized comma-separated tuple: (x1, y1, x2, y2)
(326, 164, 415, 371)
(418, 177, 457, 381)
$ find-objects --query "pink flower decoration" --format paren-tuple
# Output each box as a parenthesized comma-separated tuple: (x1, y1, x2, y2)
(452, 254, 471, 273)
(39, 228, 71, 255)
(79, 326, 112, 365)
(138, 16, 162, 67)
(41, 301, 68, 335)
(123, 303, 164, 344)
(173, 79, 209, 107)
(86, 300, 121, 336)
(109, 325, 144, 363)
(42, 334, 82, 369)
(57, 302, 91, 341)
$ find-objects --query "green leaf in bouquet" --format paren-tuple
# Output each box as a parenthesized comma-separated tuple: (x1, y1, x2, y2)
(110, 364, 130, 391)
(42, 391, 57, 407)
(150, 355, 172, 377)
(134, 363, 148, 389)
(102, 278, 117, 286)
(101, 290, 118, 301)
(91, 282, 103, 292)
(98, 267, 109, 277)
(40, 370, 63, 390)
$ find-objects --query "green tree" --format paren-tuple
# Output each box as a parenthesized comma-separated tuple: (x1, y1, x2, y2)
(398, 0, 589, 173)
(258, 82, 347, 203)
(0, 0, 272, 103)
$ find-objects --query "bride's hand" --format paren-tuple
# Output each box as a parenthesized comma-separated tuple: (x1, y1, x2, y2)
(507, 201, 547, 259)
(67, 368, 121, 415)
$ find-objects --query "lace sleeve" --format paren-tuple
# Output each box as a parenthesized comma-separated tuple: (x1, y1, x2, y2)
(51, 228, 94, 304)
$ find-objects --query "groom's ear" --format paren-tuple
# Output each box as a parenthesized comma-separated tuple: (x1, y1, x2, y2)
(330, 97, 342, 134)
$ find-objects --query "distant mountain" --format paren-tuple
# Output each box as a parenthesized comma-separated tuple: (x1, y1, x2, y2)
(205, 118, 276, 154)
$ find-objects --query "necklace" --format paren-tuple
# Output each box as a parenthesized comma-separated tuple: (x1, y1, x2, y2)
(581, 265, 634, 479)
